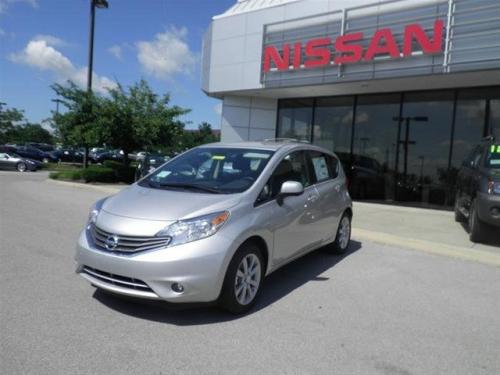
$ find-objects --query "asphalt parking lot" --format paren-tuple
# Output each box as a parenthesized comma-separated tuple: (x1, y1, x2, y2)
(1, 171, 500, 375)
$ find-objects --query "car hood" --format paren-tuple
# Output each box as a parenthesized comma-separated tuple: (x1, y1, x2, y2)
(101, 184, 243, 221)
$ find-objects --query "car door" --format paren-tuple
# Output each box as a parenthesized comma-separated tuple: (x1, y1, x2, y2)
(306, 151, 344, 244)
(0, 153, 11, 169)
(258, 150, 320, 265)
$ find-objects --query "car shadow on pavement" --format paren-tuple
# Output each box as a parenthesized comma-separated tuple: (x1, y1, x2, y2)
(92, 240, 363, 325)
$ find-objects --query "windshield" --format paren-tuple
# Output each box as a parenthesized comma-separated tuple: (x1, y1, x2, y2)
(140, 147, 274, 194)
(486, 144, 500, 169)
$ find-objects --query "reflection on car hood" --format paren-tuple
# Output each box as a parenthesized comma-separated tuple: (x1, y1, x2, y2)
(102, 184, 242, 221)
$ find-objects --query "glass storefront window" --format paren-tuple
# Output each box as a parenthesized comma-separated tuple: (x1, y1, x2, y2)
(277, 99, 313, 141)
(398, 91, 454, 206)
(313, 96, 353, 154)
(351, 94, 400, 201)
(276, 86, 499, 208)
(451, 90, 487, 171)
(490, 99, 500, 138)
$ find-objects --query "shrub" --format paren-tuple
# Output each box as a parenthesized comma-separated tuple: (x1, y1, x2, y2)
(49, 170, 82, 181)
(81, 166, 116, 183)
(102, 160, 135, 183)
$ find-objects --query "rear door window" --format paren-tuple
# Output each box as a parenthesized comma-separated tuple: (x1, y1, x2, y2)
(307, 151, 339, 183)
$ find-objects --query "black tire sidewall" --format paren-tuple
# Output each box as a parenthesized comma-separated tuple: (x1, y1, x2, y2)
(219, 243, 264, 314)
(469, 199, 483, 242)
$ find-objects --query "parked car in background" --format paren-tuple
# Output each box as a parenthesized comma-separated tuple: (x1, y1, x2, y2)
(76, 140, 352, 314)
(134, 153, 169, 181)
(337, 152, 386, 200)
(3, 144, 58, 163)
(27, 143, 55, 152)
(50, 148, 84, 163)
(455, 137, 500, 242)
(0, 151, 41, 172)
(90, 149, 124, 164)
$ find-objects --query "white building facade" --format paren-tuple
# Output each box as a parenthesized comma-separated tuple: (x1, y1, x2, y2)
(202, 0, 500, 207)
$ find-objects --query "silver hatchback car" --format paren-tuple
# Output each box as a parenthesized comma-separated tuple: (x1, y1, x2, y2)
(76, 140, 352, 313)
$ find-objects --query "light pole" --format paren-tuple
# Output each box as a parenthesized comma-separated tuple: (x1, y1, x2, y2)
(85, 0, 108, 167)
(51, 99, 63, 115)
(87, 0, 108, 93)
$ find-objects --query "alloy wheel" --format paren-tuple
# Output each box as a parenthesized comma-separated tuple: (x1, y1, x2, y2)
(234, 253, 261, 305)
(338, 216, 351, 250)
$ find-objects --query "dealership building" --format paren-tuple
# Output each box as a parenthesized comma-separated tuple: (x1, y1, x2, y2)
(202, 0, 500, 208)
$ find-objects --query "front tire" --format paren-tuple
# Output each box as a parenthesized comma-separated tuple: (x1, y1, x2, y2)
(469, 199, 484, 243)
(219, 243, 264, 314)
(16, 162, 27, 172)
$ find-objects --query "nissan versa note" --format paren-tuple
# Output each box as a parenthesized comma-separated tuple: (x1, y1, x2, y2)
(76, 140, 352, 314)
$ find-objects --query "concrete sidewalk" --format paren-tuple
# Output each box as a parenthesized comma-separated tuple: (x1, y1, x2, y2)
(352, 202, 500, 267)
(47, 179, 500, 267)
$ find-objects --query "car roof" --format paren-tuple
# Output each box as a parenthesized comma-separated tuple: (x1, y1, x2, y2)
(201, 140, 332, 154)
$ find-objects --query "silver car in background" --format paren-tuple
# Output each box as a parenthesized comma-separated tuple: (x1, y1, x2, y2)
(76, 140, 352, 314)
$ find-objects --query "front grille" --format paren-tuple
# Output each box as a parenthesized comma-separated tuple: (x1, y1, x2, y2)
(89, 224, 171, 254)
(82, 266, 153, 292)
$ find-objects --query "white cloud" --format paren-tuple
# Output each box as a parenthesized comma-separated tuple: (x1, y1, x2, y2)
(136, 26, 196, 80)
(107, 44, 122, 60)
(9, 38, 117, 94)
(33, 34, 67, 47)
(0, 0, 38, 13)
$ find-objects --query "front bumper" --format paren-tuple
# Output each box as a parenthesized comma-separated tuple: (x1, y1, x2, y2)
(75, 230, 234, 303)
(476, 192, 500, 227)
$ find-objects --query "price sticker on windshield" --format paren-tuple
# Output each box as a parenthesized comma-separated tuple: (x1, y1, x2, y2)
(212, 155, 226, 160)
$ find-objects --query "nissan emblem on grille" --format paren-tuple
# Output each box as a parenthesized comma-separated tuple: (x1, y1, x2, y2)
(104, 234, 119, 251)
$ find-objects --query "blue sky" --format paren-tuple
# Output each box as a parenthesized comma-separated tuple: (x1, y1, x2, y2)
(0, 0, 235, 129)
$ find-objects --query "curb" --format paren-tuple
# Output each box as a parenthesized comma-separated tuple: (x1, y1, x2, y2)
(46, 179, 123, 194)
(352, 228, 500, 268)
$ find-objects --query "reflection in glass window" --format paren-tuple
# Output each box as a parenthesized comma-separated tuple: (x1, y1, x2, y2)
(399, 91, 454, 206)
(313, 96, 353, 154)
(451, 90, 486, 171)
(352, 94, 400, 201)
(277, 99, 313, 141)
(490, 99, 500, 139)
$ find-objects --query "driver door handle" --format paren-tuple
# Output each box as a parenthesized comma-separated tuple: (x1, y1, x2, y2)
(307, 194, 319, 203)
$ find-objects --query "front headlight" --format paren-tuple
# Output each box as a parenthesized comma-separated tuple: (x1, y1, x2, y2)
(86, 198, 106, 229)
(156, 211, 230, 247)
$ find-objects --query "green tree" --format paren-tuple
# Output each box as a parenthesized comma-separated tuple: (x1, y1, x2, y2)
(51, 82, 104, 167)
(0, 103, 24, 144)
(14, 123, 54, 144)
(180, 122, 219, 150)
(99, 80, 189, 163)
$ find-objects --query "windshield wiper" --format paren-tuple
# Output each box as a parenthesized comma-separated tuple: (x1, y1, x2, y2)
(153, 182, 223, 194)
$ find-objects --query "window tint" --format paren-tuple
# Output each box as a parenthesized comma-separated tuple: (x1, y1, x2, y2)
(258, 151, 310, 203)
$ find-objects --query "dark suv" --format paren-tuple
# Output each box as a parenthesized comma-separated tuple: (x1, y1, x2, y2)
(455, 137, 500, 242)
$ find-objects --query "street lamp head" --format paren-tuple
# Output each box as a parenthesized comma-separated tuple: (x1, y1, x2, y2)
(413, 116, 429, 122)
(93, 0, 108, 9)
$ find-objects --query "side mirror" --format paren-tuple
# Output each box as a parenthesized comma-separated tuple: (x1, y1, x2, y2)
(277, 181, 304, 206)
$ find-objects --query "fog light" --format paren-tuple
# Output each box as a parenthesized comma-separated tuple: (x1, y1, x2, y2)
(171, 283, 184, 293)
(491, 207, 500, 217)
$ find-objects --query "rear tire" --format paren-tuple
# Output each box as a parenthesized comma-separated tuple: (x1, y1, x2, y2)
(469, 199, 484, 243)
(16, 162, 27, 172)
(454, 195, 466, 223)
(327, 212, 352, 254)
(219, 242, 264, 315)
